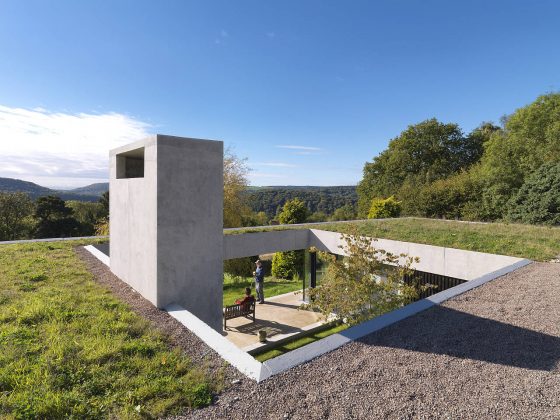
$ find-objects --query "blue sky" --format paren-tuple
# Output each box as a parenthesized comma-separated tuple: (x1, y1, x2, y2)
(0, 0, 559, 188)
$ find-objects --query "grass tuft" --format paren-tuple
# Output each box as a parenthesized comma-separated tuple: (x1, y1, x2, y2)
(0, 241, 219, 419)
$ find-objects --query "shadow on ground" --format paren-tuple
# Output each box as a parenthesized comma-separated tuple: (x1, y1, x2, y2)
(223, 318, 303, 337)
(357, 306, 560, 371)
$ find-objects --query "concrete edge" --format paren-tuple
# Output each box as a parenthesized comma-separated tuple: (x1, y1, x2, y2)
(84, 245, 110, 267)
(258, 258, 532, 381)
(165, 303, 263, 382)
(0, 236, 108, 245)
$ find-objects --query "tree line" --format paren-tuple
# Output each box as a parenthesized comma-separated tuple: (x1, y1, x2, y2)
(245, 186, 357, 219)
(0, 192, 109, 241)
(357, 92, 560, 225)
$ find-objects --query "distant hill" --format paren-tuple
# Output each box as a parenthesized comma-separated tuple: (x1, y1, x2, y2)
(246, 185, 357, 217)
(0, 177, 105, 202)
(67, 182, 109, 196)
(0, 178, 356, 213)
(0, 177, 53, 196)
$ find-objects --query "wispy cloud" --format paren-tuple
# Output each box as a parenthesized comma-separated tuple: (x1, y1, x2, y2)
(254, 162, 297, 168)
(266, 31, 276, 38)
(250, 172, 287, 179)
(0, 105, 152, 188)
(275, 145, 322, 151)
(215, 29, 230, 44)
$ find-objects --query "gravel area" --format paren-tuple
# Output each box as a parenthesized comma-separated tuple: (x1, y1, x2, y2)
(78, 248, 560, 419)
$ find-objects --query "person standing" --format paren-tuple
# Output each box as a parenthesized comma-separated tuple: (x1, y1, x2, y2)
(253, 260, 265, 304)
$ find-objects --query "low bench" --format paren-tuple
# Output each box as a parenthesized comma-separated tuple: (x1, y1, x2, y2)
(223, 301, 256, 329)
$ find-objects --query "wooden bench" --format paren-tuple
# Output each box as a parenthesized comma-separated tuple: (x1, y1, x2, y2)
(223, 301, 256, 329)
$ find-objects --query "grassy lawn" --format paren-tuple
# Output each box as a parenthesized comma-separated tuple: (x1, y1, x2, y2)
(0, 241, 219, 419)
(252, 322, 348, 362)
(225, 218, 560, 261)
(223, 274, 302, 307)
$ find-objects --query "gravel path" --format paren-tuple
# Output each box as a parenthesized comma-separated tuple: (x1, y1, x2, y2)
(77, 248, 560, 419)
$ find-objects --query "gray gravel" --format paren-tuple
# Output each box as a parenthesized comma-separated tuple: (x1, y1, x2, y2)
(78, 248, 560, 419)
(181, 262, 560, 420)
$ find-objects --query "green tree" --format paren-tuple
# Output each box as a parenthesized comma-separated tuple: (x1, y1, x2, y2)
(506, 162, 560, 225)
(307, 211, 328, 223)
(307, 228, 421, 326)
(368, 196, 402, 219)
(34, 196, 81, 238)
(271, 251, 304, 279)
(66, 201, 105, 236)
(0, 192, 34, 240)
(99, 191, 109, 218)
(416, 171, 484, 220)
(224, 149, 251, 228)
(357, 119, 479, 216)
(330, 204, 357, 221)
(272, 198, 308, 278)
(241, 211, 269, 227)
(478, 93, 560, 218)
(278, 198, 309, 224)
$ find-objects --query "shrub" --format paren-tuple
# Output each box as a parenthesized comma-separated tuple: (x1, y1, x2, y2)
(416, 171, 484, 220)
(506, 162, 560, 225)
(307, 227, 422, 326)
(278, 198, 308, 224)
(368, 196, 402, 219)
(271, 251, 304, 279)
(223, 256, 257, 277)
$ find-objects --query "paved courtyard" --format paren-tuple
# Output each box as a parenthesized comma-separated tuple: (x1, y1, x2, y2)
(222, 291, 323, 349)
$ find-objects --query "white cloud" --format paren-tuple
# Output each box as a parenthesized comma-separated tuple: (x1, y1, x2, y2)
(266, 32, 276, 38)
(275, 145, 322, 151)
(249, 171, 288, 179)
(254, 162, 297, 168)
(0, 105, 152, 188)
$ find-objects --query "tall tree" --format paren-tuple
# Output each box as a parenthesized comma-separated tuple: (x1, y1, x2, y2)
(357, 119, 479, 216)
(272, 198, 308, 278)
(506, 162, 560, 226)
(99, 191, 109, 218)
(278, 198, 309, 224)
(34, 196, 80, 238)
(223, 149, 251, 228)
(0, 192, 34, 241)
(478, 93, 560, 218)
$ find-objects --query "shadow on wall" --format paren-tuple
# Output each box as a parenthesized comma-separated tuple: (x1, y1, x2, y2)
(356, 306, 560, 371)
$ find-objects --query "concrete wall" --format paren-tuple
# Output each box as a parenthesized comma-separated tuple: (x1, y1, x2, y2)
(223, 230, 309, 260)
(110, 137, 158, 304)
(224, 228, 528, 281)
(110, 135, 224, 331)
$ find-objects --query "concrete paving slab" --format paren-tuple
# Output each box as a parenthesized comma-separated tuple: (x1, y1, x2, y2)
(222, 290, 323, 348)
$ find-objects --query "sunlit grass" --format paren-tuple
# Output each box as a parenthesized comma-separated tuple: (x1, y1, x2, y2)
(252, 322, 348, 362)
(225, 218, 560, 261)
(0, 241, 220, 419)
(223, 274, 302, 307)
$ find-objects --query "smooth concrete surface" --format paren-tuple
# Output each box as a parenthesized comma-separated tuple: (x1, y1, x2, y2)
(223, 290, 322, 349)
(308, 229, 528, 280)
(110, 135, 224, 331)
(166, 303, 262, 381)
(84, 245, 110, 266)
(224, 228, 528, 281)
(223, 229, 309, 260)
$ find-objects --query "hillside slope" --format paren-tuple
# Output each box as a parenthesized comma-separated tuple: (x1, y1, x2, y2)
(0, 177, 101, 202)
